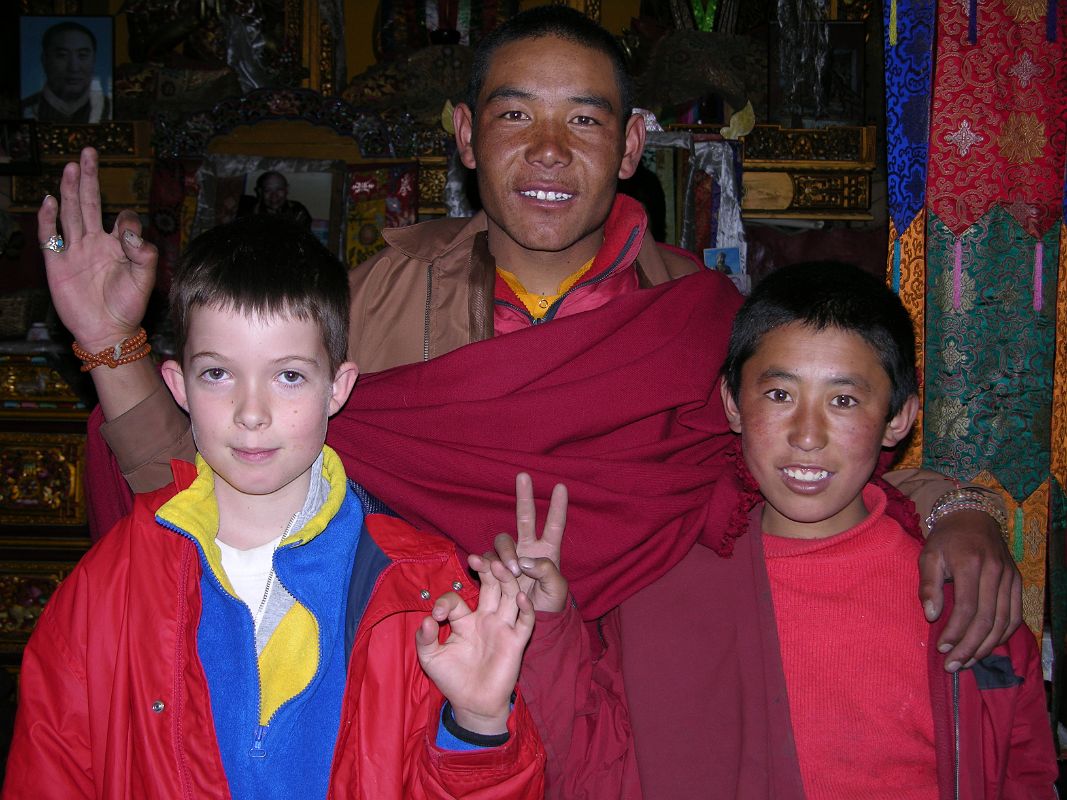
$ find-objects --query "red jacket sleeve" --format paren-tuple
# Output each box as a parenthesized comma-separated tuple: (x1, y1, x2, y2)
(517, 602, 640, 799)
(1002, 629, 1058, 799)
(414, 687, 546, 799)
(3, 570, 94, 799)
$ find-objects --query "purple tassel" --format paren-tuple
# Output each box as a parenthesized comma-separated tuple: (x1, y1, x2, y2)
(953, 238, 963, 311)
(1049, 0, 1058, 42)
(968, 0, 978, 43)
(1034, 241, 1044, 311)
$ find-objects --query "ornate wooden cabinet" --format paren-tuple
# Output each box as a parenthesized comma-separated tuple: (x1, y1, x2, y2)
(0, 345, 92, 674)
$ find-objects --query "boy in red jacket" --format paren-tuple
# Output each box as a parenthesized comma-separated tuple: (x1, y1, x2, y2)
(4, 216, 544, 800)
(718, 261, 1056, 798)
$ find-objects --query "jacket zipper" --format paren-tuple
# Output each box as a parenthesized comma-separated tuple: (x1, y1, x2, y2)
(493, 223, 642, 326)
(157, 516, 304, 763)
(953, 670, 960, 800)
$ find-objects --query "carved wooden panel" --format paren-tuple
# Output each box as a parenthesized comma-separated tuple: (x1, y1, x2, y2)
(0, 561, 79, 654)
(741, 124, 876, 220)
(0, 433, 86, 527)
(743, 124, 876, 170)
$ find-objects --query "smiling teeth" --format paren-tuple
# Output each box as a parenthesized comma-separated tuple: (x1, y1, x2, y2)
(783, 467, 829, 482)
(522, 190, 573, 201)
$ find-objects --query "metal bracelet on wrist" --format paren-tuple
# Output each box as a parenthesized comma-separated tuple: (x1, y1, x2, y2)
(924, 487, 1008, 537)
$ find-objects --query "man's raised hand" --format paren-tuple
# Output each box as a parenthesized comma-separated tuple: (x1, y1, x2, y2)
(39, 147, 156, 352)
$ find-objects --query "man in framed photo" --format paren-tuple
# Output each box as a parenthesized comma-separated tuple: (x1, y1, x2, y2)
(22, 20, 111, 124)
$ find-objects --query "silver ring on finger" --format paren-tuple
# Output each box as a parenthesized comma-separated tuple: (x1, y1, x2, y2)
(40, 235, 65, 253)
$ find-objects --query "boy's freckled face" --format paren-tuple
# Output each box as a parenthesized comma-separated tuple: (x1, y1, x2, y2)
(722, 323, 914, 539)
(162, 306, 354, 514)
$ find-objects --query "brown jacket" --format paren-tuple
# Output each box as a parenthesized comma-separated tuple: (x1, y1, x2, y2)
(348, 209, 700, 373)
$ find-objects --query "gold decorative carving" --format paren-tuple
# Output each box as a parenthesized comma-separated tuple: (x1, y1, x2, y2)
(743, 124, 876, 170)
(418, 161, 447, 212)
(792, 173, 869, 209)
(35, 122, 148, 158)
(319, 22, 335, 96)
(0, 358, 84, 416)
(0, 562, 77, 646)
(742, 171, 871, 218)
(0, 433, 85, 527)
(12, 162, 153, 213)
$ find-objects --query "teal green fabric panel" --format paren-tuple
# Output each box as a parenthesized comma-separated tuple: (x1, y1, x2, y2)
(922, 207, 1057, 498)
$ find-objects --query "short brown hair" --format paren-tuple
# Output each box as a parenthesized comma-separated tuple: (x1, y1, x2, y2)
(170, 216, 349, 372)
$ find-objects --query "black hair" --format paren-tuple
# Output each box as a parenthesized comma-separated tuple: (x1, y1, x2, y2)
(723, 261, 918, 418)
(42, 21, 97, 53)
(255, 170, 287, 192)
(465, 5, 633, 120)
(170, 216, 350, 372)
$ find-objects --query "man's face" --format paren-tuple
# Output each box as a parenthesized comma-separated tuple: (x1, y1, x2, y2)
(260, 175, 289, 211)
(721, 323, 916, 540)
(42, 30, 94, 101)
(453, 35, 645, 271)
(161, 306, 357, 517)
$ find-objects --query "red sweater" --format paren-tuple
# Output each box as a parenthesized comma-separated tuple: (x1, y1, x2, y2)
(762, 485, 940, 799)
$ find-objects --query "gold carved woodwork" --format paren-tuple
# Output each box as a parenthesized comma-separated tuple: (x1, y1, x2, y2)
(0, 561, 80, 651)
(9, 121, 154, 214)
(743, 124, 876, 171)
(418, 157, 448, 215)
(0, 357, 88, 421)
(0, 433, 86, 527)
(741, 124, 876, 220)
(298, 0, 338, 94)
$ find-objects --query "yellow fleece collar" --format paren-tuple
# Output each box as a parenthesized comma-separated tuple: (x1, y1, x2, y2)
(157, 445, 349, 597)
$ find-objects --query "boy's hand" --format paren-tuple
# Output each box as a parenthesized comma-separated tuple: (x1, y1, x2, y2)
(416, 557, 534, 735)
(471, 473, 569, 614)
(39, 147, 157, 352)
(919, 510, 1022, 672)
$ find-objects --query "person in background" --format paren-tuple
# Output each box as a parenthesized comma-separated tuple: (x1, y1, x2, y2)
(238, 170, 313, 229)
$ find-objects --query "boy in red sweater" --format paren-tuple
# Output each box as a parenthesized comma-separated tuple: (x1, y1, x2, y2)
(718, 261, 1056, 798)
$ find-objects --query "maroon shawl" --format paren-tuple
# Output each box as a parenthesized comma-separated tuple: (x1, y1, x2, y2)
(329, 269, 745, 619)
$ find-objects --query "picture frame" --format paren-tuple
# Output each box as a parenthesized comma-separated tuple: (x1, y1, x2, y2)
(703, 246, 741, 275)
(0, 120, 41, 176)
(20, 15, 114, 125)
(192, 155, 348, 256)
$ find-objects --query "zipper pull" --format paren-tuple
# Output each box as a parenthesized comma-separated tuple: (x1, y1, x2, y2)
(249, 725, 268, 758)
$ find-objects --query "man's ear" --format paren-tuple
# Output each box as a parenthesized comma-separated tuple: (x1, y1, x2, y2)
(617, 112, 647, 180)
(453, 103, 477, 170)
(328, 362, 359, 416)
(883, 394, 919, 447)
(720, 377, 743, 434)
(160, 360, 189, 413)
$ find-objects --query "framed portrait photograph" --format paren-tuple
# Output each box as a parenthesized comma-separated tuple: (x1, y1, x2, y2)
(0, 120, 40, 176)
(20, 16, 114, 124)
(193, 155, 347, 255)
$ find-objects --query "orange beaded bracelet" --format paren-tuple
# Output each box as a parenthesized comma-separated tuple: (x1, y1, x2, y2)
(71, 328, 152, 372)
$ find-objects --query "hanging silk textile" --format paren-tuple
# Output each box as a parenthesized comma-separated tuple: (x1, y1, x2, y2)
(884, 0, 1067, 714)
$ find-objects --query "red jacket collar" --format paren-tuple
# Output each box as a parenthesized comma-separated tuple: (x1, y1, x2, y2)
(494, 194, 648, 309)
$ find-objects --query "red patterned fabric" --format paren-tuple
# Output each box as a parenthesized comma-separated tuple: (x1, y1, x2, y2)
(926, 1, 1067, 238)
